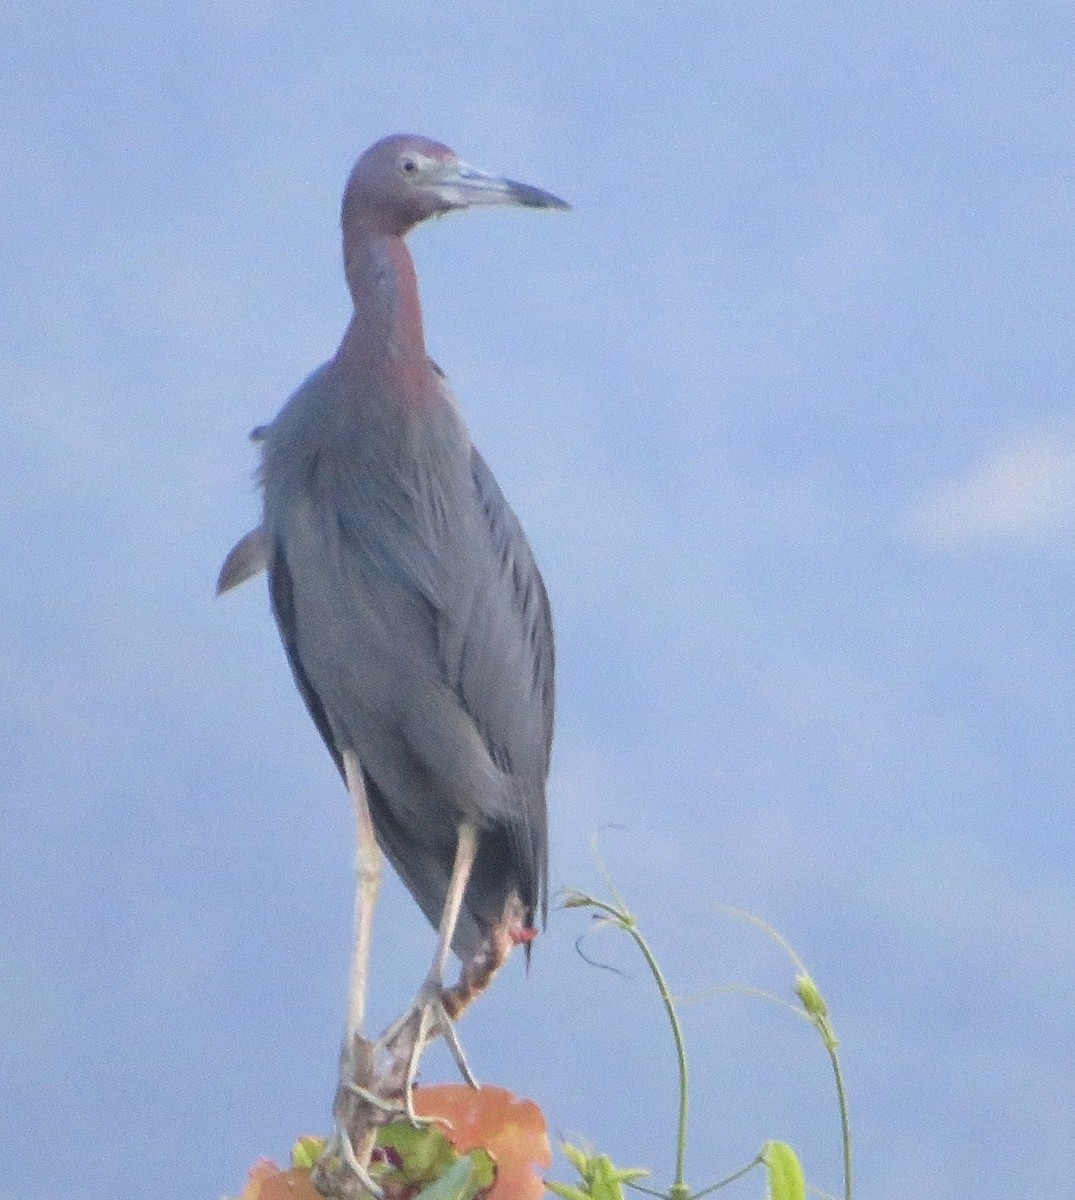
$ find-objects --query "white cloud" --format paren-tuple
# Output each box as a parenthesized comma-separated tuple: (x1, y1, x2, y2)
(910, 432, 1075, 546)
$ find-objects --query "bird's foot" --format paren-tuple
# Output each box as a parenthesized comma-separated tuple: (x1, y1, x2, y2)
(374, 977, 478, 1124)
(312, 922, 518, 1198)
(310, 1120, 383, 1200)
(311, 1034, 397, 1199)
(310, 1013, 465, 1199)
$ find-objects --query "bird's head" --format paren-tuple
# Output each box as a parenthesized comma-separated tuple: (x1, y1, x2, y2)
(342, 134, 570, 237)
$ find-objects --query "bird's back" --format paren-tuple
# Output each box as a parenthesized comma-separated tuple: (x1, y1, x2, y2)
(260, 360, 553, 958)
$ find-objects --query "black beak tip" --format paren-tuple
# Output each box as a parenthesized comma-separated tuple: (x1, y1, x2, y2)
(509, 180, 572, 211)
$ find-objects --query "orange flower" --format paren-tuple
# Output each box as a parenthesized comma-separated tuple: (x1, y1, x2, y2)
(240, 1160, 320, 1200)
(414, 1085, 551, 1200)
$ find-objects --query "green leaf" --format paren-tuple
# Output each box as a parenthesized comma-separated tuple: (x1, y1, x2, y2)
(290, 1136, 327, 1170)
(463, 1149, 496, 1197)
(546, 1183, 593, 1200)
(414, 1155, 475, 1200)
(553, 1144, 650, 1200)
(761, 1141, 805, 1200)
(611, 1168, 650, 1183)
(794, 974, 828, 1021)
(378, 1120, 458, 1187)
(561, 1143, 592, 1175)
(588, 1155, 629, 1200)
(372, 1123, 494, 1200)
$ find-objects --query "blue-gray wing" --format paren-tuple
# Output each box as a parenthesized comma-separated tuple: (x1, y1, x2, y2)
(258, 362, 552, 947)
(433, 448, 554, 927)
(268, 538, 346, 783)
(451, 448, 554, 782)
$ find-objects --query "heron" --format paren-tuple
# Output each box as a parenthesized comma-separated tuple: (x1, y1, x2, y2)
(218, 134, 567, 1192)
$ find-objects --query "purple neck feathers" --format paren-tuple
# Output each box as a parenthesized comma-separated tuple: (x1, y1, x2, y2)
(338, 228, 433, 404)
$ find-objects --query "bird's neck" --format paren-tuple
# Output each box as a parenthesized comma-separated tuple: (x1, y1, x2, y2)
(338, 230, 432, 404)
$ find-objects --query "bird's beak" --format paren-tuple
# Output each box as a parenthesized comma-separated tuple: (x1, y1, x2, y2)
(434, 159, 571, 212)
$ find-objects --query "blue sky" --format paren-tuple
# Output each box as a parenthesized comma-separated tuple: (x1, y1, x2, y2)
(3, 4, 1074, 1198)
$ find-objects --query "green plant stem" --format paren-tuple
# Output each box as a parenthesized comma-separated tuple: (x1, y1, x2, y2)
(826, 1042, 852, 1200)
(584, 898, 690, 1199)
(723, 908, 853, 1200)
(682, 1155, 761, 1200)
(633, 924, 689, 1198)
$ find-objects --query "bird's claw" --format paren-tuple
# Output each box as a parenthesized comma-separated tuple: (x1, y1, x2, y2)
(425, 995, 479, 1095)
(312, 1123, 384, 1199)
(340, 1081, 407, 1115)
(374, 981, 479, 1124)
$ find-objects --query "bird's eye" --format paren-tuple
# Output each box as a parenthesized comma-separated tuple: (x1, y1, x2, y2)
(400, 156, 419, 176)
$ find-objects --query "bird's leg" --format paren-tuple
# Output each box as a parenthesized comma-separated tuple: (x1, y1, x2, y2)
(344, 750, 382, 1054)
(375, 822, 480, 1118)
(313, 751, 385, 1199)
(440, 891, 532, 1023)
